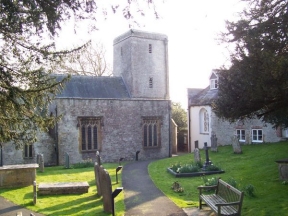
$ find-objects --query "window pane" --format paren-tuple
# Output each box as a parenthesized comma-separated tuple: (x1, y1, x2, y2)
(29, 145, 33, 158)
(87, 126, 92, 150)
(153, 124, 157, 146)
(93, 126, 98, 149)
(24, 145, 28, 158)
(81, 126, 86, 150)
(148, 124, 153, 146)
(144, 125, 148, 147)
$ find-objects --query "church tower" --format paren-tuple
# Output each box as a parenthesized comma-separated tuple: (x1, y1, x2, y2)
(113, 29, 169, 99)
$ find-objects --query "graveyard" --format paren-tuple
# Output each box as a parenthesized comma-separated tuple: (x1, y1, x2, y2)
(0, 142, 288, 215)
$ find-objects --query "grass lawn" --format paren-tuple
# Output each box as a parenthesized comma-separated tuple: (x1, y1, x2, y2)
(149, 142, 288, 216)
(1, 142, 288, 215)
(0, 163, 125, 216)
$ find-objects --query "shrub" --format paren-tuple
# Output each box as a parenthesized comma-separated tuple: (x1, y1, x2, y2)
(202, 176, 218, 187)
(171, 181, 184, 193)
(205, 164, 221, 171)
(178, 164, 200, 173)
(226, 177, 238, 188)
(242, 184, 256, 197)
(170, 162, 181, 172)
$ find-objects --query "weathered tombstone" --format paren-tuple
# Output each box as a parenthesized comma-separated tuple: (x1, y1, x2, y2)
(94, 162, 102, 196)
(210, 133, 218, 152)
(65, 153, 70, 169)
(194, 148, 201, 163)
(231, 135, 242, 154)
(194, 140, 199, 149)
(33, 181, 37, 205)
(96, 151, 101, 165)
(100, 168, 113, 213)
(39, 154, 44, 172)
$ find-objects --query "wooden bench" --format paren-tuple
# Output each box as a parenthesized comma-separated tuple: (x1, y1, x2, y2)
(198, 179, 244, 216)
(38, 182, 89, 195)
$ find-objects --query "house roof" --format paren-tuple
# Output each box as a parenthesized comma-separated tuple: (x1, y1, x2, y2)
(54, 75, 130, 99)
(187, 86, 218, 106)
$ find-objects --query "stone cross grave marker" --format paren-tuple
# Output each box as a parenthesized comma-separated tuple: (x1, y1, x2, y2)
(210, 133, 218, 152)
(231, 135, 242, 154)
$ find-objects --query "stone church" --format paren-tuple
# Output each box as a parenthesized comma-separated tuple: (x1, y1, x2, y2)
(2, 29, 173, 166)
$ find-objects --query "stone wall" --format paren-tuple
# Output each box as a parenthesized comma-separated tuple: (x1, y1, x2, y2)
(55, 98, 171, 165)
(113, 29, 169, 99)
(1, 132, 56, 166)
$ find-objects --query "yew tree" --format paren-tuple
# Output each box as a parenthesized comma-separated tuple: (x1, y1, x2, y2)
(213, 0, 288, 127)
(0, 0, 158, 148)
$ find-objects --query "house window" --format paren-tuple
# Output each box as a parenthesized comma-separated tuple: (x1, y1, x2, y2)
(236, 129, 246, 142)
(200, 108, 209, 134)
(149, 77, 153, 88)
(24, 144, 33, 158)
(78, 117, 102, 151)
(149, 44, 152, 53)
(252, 129, 263, 142)
(210, 79, 218, 89)
(142, 117, 161, 148)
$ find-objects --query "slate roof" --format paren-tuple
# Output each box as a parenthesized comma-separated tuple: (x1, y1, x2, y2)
(187, 86, 218, 106)
(54, 75, 130, 99)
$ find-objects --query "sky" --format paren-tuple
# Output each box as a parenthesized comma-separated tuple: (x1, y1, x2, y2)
(56, 0, 247, 108)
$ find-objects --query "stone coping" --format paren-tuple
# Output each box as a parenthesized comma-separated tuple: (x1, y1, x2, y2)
(167, 167, 225, 177)
(0, 164, 39, 170)
(275, 158, 288, 164)
(38, 182, 89, 188)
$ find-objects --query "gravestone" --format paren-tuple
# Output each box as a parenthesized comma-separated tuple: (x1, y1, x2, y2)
(96, 151, 101, 165)
(65, 153, 70, 169)
(194, 148, 201, 163)
(99, 167, 113, 213)
(94, 152, 123, 215)
(38, 154, 44, 172)
(232, 135, 242, 154)
(33, 181, 37, 205)
(94, 162, 102, 196)
(210, 133, 218, 152)
(202, 142, 212, 170)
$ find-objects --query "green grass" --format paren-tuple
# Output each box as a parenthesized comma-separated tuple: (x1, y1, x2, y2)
(149, 142, 288, 215)
(0, 163, 125, 216)
(2, 142, 288, 215)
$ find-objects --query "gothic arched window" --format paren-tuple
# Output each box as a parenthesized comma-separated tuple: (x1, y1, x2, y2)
(199, 108, 209, 134)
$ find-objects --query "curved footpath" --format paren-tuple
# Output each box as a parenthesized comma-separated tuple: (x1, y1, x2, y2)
(122, 160, 214, 216)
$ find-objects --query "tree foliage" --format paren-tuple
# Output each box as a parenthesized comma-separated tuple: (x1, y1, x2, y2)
(213, 0, 288, 127)
(171, 102, 187, 131)
(0, 0, 158, 148)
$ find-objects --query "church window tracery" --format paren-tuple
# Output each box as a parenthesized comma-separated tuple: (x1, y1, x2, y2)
(142, 117, 161, 148)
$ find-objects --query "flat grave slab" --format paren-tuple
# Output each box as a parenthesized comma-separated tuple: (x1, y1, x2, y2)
(38, 182, 89, 195)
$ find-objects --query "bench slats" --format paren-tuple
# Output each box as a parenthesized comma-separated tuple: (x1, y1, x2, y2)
(198, 179, 244, 216)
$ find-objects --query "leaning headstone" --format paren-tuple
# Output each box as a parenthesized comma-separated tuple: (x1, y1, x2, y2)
(194, 148, 201, 163)
(210, 133, 218, 152)
(65, 153, 70, 169)
(231, 135, 242, 154)
(94, 162, 102, 196)
(100, 168, 113, 213)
